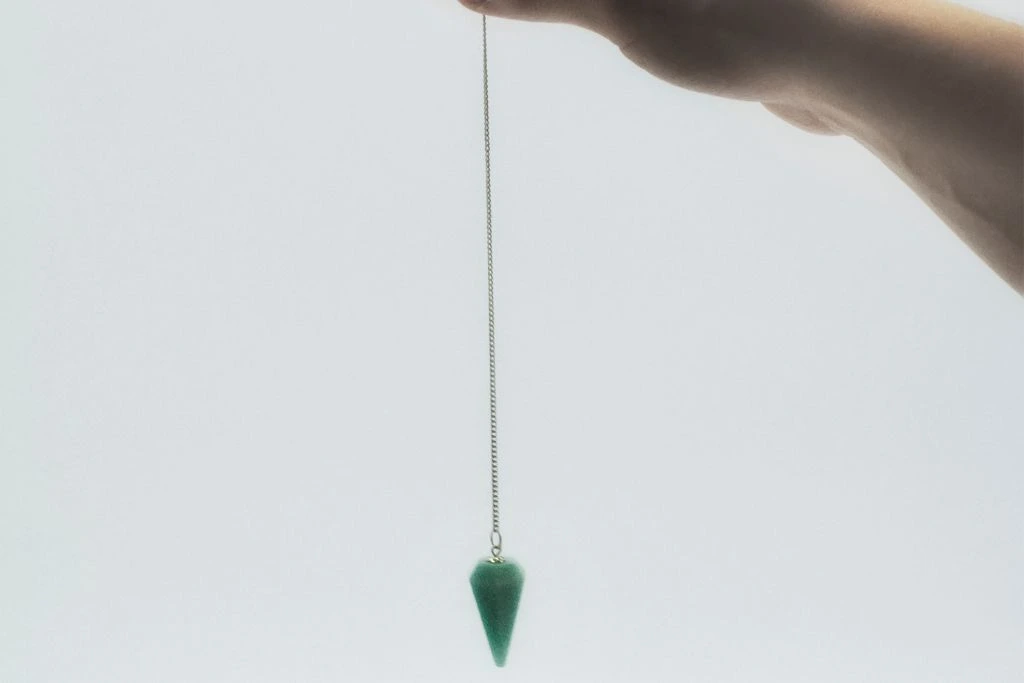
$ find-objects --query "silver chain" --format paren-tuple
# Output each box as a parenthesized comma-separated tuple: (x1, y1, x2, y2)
(482, 16, 503, 563)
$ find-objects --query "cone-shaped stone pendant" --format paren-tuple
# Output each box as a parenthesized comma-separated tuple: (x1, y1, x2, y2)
(470, 559, 524, 667)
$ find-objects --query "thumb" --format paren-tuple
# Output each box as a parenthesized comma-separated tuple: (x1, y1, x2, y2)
(457, 0, 621, 41)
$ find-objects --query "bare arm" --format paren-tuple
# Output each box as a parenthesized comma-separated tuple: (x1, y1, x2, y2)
(802, 0, 1023, 292)
(458, 0, 1024, 293)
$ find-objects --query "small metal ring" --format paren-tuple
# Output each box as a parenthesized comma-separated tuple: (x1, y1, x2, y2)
(489, 530, 502, 551)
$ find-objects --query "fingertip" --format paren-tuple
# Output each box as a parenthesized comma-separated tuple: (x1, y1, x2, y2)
(456, 0, 623, 42)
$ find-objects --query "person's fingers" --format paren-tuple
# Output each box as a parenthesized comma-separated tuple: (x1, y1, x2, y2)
(457, 0, 624, 42)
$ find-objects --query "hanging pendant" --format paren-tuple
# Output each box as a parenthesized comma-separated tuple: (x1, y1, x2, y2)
(470, 14, 523, 668)
(470, 557, 524, 667)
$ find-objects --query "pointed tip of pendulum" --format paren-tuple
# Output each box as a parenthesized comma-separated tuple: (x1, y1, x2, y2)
(470, 558, 525, 667)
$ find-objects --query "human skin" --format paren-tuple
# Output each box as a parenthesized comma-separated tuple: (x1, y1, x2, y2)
(458, 0, 1024, 294)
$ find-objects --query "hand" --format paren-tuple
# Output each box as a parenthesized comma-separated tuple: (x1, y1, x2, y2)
(458, 0, 840, 134)
(459, 0, 1024, 292)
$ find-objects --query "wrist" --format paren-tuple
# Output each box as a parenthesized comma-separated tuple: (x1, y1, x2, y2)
(775, 0, 867, 134)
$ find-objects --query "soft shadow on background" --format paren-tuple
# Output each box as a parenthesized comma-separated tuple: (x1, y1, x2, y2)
(1, 1, 1022, 681)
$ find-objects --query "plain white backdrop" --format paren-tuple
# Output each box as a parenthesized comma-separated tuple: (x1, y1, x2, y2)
(2, 1, 1023, 681)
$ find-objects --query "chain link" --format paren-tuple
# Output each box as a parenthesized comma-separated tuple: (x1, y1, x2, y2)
(482, 16, 503, 562)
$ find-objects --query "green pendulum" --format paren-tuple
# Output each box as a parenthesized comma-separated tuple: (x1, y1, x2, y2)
(470, 15, 525, 669)
(470, 557, 524, 667)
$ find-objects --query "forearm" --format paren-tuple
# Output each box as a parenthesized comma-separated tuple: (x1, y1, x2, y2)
(801, 0, 1024, 291)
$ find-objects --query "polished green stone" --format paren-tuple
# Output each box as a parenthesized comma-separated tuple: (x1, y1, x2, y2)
(470, 558, 524, 667)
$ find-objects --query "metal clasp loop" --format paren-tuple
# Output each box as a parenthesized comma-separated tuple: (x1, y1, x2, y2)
(489, 530, 503, 562)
